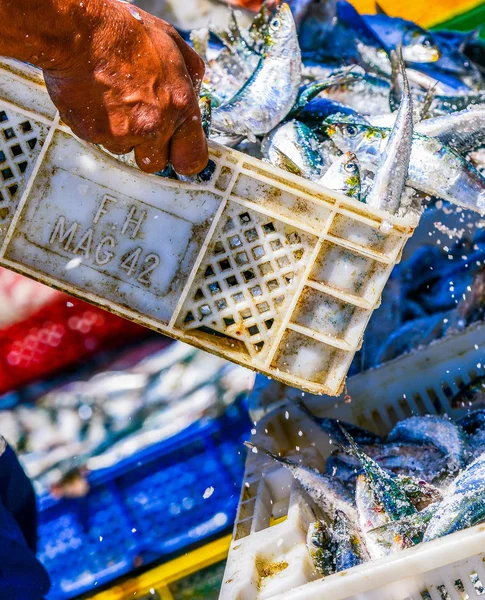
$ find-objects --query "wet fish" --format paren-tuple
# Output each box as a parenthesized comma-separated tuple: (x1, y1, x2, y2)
(288, 67, 364, 118)
(415, 105, 485, 154)
(333, 508, 369, 571)
(325, 443, 449, 482)
(212, 4, 301, 138)
(319, 72, 392, 115)
(307, 520, 335, 576)
(424, 452, 485, 541)
(325, 122, 485, 213)
(245, 441, 357, 520)
(318, 151, 362, 201)
(262, 120, 327, 180)
(366, 49, 413, 214)
(296, 98, 369, 130)
(341, 427, 417, 523)
(388, 415, 469, 471)
(363, 14, 440, 64)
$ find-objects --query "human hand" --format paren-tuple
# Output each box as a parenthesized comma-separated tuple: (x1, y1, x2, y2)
(43, 0, 208, 175)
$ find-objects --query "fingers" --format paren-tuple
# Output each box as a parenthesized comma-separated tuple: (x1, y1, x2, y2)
(134, 139, 170, 173)
(170, 109, 209, 176)
(161, 27, 205, 94)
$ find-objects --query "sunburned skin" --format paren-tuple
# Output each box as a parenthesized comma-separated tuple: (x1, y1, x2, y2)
(0, 0, 208, 175)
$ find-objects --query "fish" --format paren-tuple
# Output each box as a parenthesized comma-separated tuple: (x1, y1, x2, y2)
(366, 48, 413, 214)
(244, 441, 357, 520)
(288, 67, 364, 118)
(296, 98, 369, 130)
(325, 443, 449, 483)
(415, 105, 485, 154)
(261, 120, 327, 180)
(388, 415, 470, 471)
(424, 452, 485, 541)
(319, 72, 392, 116)
(318, 151, 362, 201)
(326, 1, 391, 78)
(341, 427, 418, 525)
(332, 508, 369, 572)
(395, 475, 443, 511)
(325, 122, 485, 213)
(211, 4, 301, 138)
(307, 520, 335, 576)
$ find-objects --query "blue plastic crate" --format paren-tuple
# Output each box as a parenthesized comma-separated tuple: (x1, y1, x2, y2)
(37, 397, 251, 599)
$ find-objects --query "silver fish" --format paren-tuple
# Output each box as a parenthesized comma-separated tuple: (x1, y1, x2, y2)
(318, 151, 362, 200)
(245, 441, 357, 520)
(212, 4, 301, 138)
(415, 105, 485, 154)
(388, 415, 470, 472)
(333, 508, 369, 572)
(320, 72, 392, 115)
(366, 49, 413, 214)
(307, 520, 335, 576)
(262, 119, 327, 180)
(363, 14, 441, 64)
(424, 452, 485, 541)
(326, 122, 485, 213)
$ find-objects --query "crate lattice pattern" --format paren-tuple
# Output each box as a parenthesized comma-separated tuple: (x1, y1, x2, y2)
(0, 108, 47, 223)
(179, 202, 316, 359)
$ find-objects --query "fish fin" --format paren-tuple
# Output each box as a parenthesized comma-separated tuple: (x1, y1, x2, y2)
(273, 148, 303, 176)
(374, 1, 388, 15)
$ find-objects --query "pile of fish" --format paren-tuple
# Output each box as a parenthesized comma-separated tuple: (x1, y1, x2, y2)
(183, 0, 485, 217)
(0, 340, 253, 495)
(356, 224, 485, 371)
(247, 401, 485, 576)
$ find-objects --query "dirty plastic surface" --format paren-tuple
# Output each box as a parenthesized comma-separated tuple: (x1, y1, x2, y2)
(0, 59, 419, 395)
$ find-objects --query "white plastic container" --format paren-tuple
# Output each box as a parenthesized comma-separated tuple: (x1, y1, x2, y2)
(0, 58, 419, 395)
(221, 322, 485, 600)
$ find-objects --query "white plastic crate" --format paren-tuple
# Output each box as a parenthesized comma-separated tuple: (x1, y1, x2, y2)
(221, 321, 485, 600)
(0, 58, 419, 395)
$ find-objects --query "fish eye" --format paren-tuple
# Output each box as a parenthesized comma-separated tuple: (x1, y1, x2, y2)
(345, 162, 356, 172)
(346, 125, 357, 136)
(271, 18, 280, 28)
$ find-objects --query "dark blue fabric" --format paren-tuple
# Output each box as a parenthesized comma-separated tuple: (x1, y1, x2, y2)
(0, 440, 50, 600)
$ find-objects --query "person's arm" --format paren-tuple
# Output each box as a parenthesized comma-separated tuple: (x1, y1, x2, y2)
(0, 0, 208, 175)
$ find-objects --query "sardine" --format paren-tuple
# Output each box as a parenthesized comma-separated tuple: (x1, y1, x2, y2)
(307, 520, 335, 576)
(325, 122, 485, 213)
(318, 151, 362, 201)
(424, 452, 485, 541)
(262, 120, 327, 180)
(388, 415, 470, 471)
(363, 14, 440, 64)
(341, 427, 417, 524)
(333, 508, 369, 572)
(366, 48, 413, 214)
(245, 441, 357, 520)
(212, 4, 301, 138)
(415, 105, 485, 154)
